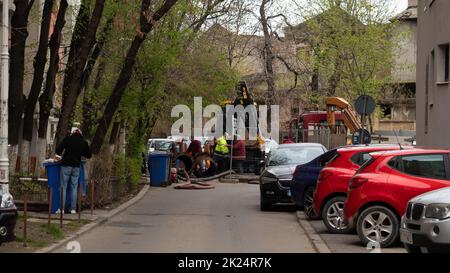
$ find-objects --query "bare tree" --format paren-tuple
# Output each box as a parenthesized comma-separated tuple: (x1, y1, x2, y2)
(38, 0, 69, 141)
(9, 0, 35, 159)
(259, 0, 276, 105)
(20, 0, 54, 171)
(54, 0, 107, 148)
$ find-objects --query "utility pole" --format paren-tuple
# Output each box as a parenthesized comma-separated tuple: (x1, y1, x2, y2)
(0, 0, 10, 192)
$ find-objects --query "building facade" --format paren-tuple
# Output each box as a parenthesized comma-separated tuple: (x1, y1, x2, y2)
(376, 0, 418, 133)
(416, 0, 450, 148)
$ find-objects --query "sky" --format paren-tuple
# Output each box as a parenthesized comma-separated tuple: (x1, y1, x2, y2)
(396, 0, 408, 13)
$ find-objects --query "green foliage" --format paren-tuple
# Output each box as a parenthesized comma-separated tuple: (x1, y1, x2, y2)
(300, 0, 397, 103)
(76, 0, 239, 157)
(15, 236, 48, 248)
(41, 224, 65, 239)
(112, 154, 142, 185)
(9, 176, 46, 196)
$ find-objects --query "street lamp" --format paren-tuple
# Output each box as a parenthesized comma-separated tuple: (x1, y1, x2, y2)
(0, 0, 9, 192)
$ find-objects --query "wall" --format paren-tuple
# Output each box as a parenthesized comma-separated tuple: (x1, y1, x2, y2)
(416, 0, 450, 148)
(392, 19, 417, 83)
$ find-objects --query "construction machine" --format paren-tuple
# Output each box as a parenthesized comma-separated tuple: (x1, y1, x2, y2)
(326, 97, 362, 134)
(288, 96, 363, 148)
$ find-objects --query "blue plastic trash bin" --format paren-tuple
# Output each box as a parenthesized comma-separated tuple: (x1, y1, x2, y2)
(148, 152, 170, 187)
(44, 162, 86, 213)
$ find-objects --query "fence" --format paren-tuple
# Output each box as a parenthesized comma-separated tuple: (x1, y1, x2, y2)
(281, 124, 348, 150)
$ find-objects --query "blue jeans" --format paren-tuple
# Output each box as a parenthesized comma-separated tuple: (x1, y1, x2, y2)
(60, 166, 80, 211)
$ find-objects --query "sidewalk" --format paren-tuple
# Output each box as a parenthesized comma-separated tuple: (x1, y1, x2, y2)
(0, 183, 150, 253)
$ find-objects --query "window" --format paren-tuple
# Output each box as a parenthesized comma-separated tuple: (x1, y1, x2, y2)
(319, 149, 338, 167)
(388, 157, 400, 170)
(268, 147, 325, 166)
(400, 154, 446, 180)
(350, 152, 373, 166)
(437, 44, 449, 83)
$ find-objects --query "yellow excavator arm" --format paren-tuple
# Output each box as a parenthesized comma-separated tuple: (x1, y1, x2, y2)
(326, 97, 362, 134)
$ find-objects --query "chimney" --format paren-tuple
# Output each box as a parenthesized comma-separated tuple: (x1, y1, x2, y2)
(408, 0, 418, 8)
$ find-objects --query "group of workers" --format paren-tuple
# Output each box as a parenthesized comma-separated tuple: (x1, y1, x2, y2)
(182, 133, 266, 174)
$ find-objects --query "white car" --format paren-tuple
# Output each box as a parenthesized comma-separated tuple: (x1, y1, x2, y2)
(401, 187, 450, 253)
(147, 138, 175, 153)
(263, 139, 279, 154)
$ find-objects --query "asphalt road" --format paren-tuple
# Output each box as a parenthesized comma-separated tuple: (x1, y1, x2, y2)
(54, 182, 315, 253)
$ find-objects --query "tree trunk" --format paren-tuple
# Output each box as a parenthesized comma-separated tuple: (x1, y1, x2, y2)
(22, 0, 53, 143)
(259, 0, 276, 105)
(35, 137, 48, 176)
(80, 17, 114, 141)
(38, 0, 68, 139)
(19, 0, 54, 173)
(90, 0, 179, 155)
(54, 0, 106, 149)
(9, 1, 35, 168)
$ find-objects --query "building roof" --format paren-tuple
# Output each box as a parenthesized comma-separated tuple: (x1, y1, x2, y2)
(393, 6, 417, 21)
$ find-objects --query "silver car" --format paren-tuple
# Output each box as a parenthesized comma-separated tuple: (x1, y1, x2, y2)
(400, 187, 450, 253)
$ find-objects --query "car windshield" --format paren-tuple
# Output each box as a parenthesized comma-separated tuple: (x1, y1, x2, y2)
(154, 140, 173, 151)
(268, 147, 325, 166)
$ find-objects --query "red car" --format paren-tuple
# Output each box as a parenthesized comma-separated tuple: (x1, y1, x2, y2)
(344, 149, 450, 248)
(313, 145, 406, 234)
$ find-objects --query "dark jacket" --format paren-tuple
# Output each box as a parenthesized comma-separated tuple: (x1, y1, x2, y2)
(186, 140, 202, 157)
(56, 134, 92, 167)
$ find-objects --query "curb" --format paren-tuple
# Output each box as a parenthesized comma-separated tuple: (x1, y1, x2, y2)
(296, 211, 332, 253)
(35, 185, 150, 253)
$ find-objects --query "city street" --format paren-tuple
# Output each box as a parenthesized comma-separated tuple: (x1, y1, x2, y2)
(2, 0, 450, 261)
(54, 183, 316, 253)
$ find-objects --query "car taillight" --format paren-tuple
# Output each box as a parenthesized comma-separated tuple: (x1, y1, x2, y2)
(349, 177, 368, 189)
(293, 167, 301, 177)
(318, 171, 332, 181)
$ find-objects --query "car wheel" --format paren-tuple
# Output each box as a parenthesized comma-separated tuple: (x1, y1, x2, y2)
(303, 186, 320, 220)
(356, 206, 399, 248)
(321, 196, 350, 234)
(404, 243, 421, 253)
(260, 196, 273, 211)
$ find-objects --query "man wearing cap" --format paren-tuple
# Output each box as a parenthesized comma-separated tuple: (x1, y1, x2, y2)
(55, 127, 92, 214)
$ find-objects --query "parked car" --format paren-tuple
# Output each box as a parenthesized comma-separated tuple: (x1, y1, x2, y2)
(291, 148, 339, 219)
(400, 187, 450, 253)
(313, 145, 407, 234)
(263, 139, 279, 154)
(0, 189, 17, 245)
(147, 138, 175, 153)
(344, 149, 450, 248)
(259, 143, 327, 211)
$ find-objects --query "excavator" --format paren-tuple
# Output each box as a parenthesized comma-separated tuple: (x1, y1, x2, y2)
(289, 96, 363, 146)
(326, 97, 362, 134)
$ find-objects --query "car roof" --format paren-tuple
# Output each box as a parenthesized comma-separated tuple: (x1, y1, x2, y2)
(148, 138, 174, 142)
(337, 144, 407, 153)
(370, 148, 450, 157)
(277, 143, 326, 149)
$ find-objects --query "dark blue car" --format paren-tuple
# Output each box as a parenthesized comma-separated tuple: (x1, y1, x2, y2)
(291, 149, 338, 219)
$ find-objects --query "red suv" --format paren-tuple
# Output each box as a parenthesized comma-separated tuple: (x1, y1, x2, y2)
(313, 145, 406, 234)
(344, 149, 450, 248)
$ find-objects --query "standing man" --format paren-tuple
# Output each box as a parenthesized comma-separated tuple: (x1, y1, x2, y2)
(232, 135, 246, 174)
(55, 128, 92, 214)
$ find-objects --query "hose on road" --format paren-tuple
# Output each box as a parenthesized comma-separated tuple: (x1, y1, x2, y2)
(177, 170, 236, 183)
